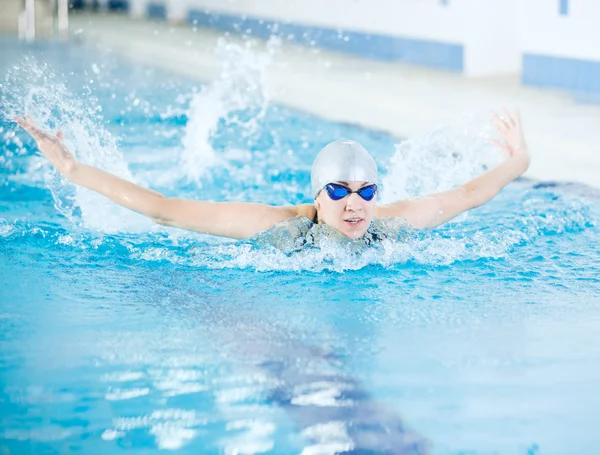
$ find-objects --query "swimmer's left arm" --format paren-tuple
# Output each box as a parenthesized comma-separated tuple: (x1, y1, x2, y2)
(376, 109, 531, 229)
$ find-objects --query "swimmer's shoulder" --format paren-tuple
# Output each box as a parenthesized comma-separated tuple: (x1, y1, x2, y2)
(289, 203, 316, 222)
(255, 205, 315, 251)
(263, 204, 314, 232)
(265, 204, 313, 222)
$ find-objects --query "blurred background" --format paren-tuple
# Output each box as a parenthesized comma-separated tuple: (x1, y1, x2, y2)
(4, 0, 598, 83)
(1, 0, 600, 187)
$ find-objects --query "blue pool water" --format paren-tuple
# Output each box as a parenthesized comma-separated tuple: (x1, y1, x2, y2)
(1, 39, 600, 455)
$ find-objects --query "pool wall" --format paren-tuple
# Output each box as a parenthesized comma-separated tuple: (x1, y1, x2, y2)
(128, 0, 520, 77)
(96, 0, 600, 95)
(4, 0, 600, 94)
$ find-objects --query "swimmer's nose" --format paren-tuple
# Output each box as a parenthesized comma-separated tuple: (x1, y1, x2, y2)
(345, 192, 363, 211)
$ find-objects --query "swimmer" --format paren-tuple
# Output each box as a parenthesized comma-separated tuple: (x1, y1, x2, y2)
(13, 109, 529, 240)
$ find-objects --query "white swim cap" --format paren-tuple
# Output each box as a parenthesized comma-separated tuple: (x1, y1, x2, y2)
(310, 140, 378, 198)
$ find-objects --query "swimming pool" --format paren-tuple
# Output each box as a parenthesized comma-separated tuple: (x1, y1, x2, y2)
(1, 38, 600, 455)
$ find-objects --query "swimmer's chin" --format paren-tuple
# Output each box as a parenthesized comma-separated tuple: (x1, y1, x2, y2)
(337, 223, 371, 240)
(346, 231, 369, 240)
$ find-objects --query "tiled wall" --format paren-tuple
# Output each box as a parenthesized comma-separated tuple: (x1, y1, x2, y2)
(97, 0, 600, 95)
(520, 0, 600, 95)
(129, 0, 516, 76)
(186, 8, 464, 71)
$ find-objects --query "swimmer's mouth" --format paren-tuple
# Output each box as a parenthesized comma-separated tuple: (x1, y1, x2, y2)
(344, 218, 364, 227)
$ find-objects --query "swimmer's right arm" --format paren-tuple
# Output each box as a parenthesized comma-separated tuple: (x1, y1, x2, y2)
(14, 116, 307, 239)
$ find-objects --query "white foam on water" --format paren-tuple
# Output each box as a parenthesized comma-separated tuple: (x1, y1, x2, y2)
(222, 419, 276, 455)
(149, 425, 198, 450)
(300, 421, 353, 455)
(291, 381, 354, 407)
(190, 233, 511, 272)
(101, 429, 124, 440)
(215, 385, 266, 405)
(110, 408, 206, 450)
(101, 371, 145, 382)
(0, 223, 15, 237)
(148, 368, 208, 397)
(105, 387, 150, 401)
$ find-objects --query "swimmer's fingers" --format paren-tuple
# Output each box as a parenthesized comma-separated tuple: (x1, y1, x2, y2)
(14, 115, 62, 143)
(14, 115, 47, 140)
(25, 115, 54, 140)
(492, 116, 506, 132)
(492, 113, 509, 133)
(512, 108, 522, 128)
(492, 108, 518, 128)
(490, 138, 510, 158)
(491, 108, 529, 160)
(13, 115, 34, 134)
(492, 108, 522, 141)
(13, 116, 77, 174)
(501, 107, 517, 127)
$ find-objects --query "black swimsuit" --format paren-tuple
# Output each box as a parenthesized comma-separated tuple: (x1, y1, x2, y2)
(254, 216, 411, 253)
(301, 217, 387, 248)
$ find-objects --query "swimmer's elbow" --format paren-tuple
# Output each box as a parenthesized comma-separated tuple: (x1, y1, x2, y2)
(148, 197, 176, 226)
(151, 215, 171, 226)
(460, 184, 487, 209)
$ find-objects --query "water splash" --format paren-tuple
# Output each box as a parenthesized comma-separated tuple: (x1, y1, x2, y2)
(179, 37, 279, 184)
(1, 55, 596, 273)
(1, 57, 152, 233)
(381, 113, 502, 202)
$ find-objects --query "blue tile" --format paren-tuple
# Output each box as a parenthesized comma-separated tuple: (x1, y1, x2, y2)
(69, 0, 85, 9)
(187, 9, 464, 72)
(108, 0, 128, 12)
(523, 53, 600, 96)
(147, 2, 167, 19)
(559, 0, 569, 15)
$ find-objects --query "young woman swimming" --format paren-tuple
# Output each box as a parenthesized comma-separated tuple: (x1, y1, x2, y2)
(13, 109, 530, 241)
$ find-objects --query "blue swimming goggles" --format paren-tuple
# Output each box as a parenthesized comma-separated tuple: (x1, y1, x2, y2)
(324, 183, 378, 201)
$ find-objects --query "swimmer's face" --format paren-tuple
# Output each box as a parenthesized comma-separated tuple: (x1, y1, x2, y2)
(314, 181, 377, 239)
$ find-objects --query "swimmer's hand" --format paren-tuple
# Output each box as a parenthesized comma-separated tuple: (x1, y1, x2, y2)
(491, 108, 531, 165)
(14, 115, 78, 177)
(376, 108, 530, 229)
